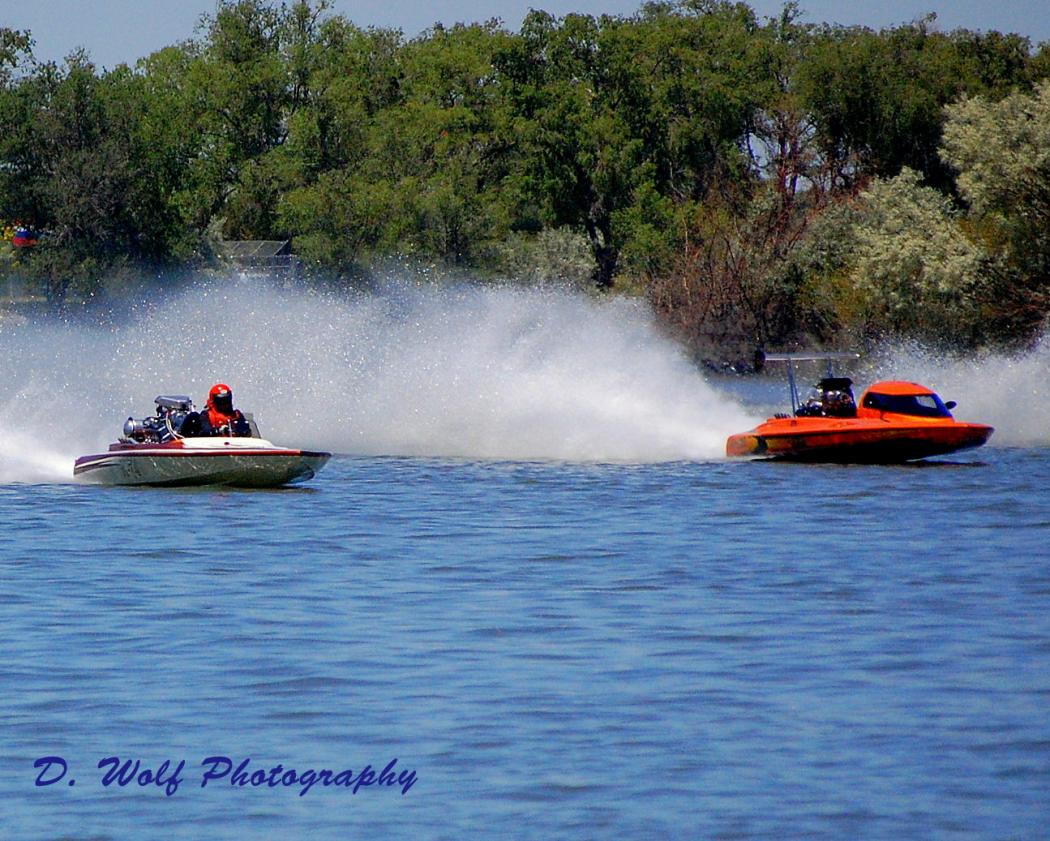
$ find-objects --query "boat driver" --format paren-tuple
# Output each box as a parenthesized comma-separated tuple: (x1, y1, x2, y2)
(822, 388, 857, 418)
(796, 377, 857, 418)
(179, 383, 252, 437)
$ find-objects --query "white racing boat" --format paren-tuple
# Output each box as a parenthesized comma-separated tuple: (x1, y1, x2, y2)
(74, 396, 330, 488)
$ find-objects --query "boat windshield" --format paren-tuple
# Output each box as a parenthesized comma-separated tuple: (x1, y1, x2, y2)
(862, 392, 952, 418)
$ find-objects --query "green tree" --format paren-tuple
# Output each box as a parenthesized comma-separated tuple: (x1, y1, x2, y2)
(281, 20, 519, 269)
(0, 27, 32, 81)
(847, 168, 987, 342)
(168, 0, 339, 241)
(941, 80, 1050, 338)
(498, 2, 763, 288)
(797, 18, 1040, 191)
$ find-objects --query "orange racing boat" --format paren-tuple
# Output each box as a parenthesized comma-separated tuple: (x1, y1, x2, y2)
(726, 354, 994, 463)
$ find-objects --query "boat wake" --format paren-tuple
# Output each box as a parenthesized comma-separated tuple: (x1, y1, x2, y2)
(3, 275, 1046, 484)
(0, 276, 756, 482)
(0, 416, 76, 484)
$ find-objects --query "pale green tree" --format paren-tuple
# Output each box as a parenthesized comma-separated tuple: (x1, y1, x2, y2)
(941, 81, 1050, 338)
(849, 167, 987, 340)
(942, 80, 1050, 220)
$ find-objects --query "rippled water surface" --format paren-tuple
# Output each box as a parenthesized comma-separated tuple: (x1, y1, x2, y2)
(2, 449, 1048, 840)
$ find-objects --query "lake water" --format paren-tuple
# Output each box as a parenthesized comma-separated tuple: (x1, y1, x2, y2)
(3, 450, 1049, 840)
(1, 281, 1048, 838)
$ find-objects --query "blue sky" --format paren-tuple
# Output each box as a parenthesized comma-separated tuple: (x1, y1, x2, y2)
(6, 0, 1049, 69)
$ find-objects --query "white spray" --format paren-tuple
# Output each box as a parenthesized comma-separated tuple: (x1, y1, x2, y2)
(0, 277, 757, 482)
(873, 340, 1050, 446)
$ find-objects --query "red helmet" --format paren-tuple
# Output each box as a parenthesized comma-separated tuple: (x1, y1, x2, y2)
(208, 383, 233, 414)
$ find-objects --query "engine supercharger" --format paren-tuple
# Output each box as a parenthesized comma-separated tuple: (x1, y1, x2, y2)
(122, 395, 195, 443)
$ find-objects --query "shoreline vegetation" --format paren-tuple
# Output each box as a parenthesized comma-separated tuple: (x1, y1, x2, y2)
(2, 1, 1049, 366)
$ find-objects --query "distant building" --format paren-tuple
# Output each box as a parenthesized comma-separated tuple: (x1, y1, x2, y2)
(213, 240, 301, 280)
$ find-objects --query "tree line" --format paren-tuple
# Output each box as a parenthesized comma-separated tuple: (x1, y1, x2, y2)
(1, 2, 1048, 358)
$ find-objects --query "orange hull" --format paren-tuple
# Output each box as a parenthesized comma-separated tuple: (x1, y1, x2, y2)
(726, 416, 993, 462)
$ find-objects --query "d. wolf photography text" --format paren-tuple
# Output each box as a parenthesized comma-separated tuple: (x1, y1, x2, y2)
(32, 755, 418, 797)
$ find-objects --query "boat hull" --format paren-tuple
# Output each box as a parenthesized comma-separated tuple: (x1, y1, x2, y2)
(74, 441, 331, 487)
(726, 419, 993, 463)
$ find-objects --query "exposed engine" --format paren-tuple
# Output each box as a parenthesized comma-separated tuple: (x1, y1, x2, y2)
(122, 395, 195, 443)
